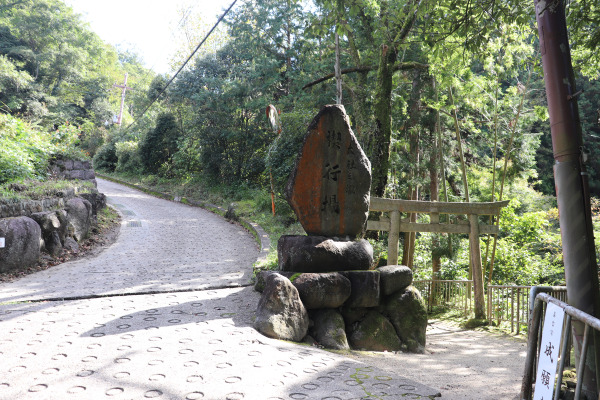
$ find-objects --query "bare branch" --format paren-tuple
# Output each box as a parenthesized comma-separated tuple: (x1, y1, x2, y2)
(302, 62, 428, 90)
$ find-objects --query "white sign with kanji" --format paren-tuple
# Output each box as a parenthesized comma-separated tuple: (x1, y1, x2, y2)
(533, 301, 566, 400)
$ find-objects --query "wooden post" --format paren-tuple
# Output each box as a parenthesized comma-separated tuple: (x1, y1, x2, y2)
(469, 214, 486, 319)
(430, 212, 440, 306)
(388, 210, 401, 266)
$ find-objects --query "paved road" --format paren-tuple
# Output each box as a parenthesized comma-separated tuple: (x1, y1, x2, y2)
(0, 179, 258, 303)
(0, 179, 441, 399)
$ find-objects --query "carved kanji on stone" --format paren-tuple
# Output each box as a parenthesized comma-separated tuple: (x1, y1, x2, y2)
(286, 105, 371, 238)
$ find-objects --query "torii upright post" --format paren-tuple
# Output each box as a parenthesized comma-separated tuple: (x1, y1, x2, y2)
(534, 0, 600, 397)
(113, 73, 134, 126)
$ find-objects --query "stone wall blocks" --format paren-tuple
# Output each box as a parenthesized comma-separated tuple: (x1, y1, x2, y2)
(278, 235, 373, 272)
(381, 286, 428, 354)
(340, 306, 369, 326)
(378, 265, 413, 296)
(340, 270, 380, 308)
(292, 272, 351, 309)
(30, 210, 68, 257)
(309, 309, 349, 350)
(254, 270, 296, 293)
(347, 310, 402, 352)
(65, 197, 93, 241)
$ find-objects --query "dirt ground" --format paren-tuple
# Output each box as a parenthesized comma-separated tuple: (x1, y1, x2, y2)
(346, 319, 527, 399)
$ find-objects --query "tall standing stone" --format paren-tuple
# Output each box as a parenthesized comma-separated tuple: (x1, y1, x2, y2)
(286, 105, 371, 238)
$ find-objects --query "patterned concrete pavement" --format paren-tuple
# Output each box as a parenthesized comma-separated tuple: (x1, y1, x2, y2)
(0, 179, 441, 399)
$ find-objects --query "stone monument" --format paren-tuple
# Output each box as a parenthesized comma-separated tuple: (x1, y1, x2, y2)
(279, 104, 374, 272)
(254, 105, 427, 353)
(286, 104, 371, 238)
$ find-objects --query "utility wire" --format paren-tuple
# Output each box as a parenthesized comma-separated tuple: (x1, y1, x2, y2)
(125, 0, 239, 130)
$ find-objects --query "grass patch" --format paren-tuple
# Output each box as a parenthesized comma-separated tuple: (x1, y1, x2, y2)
(0, 179, 96, 204)
(428, 306, 528, 339)
(97, 205, 119, 231)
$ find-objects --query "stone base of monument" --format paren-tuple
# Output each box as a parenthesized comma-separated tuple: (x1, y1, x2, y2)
(254, 265, 427, 353)
(277, 235, 374, 272)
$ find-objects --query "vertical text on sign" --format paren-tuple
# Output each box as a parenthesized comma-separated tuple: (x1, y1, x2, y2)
(533, 302, 566, 400)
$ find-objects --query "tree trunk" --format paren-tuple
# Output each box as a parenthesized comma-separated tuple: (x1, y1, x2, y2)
(428, 78, 441, 292)
(401, 69, 424, 267)
(534, 0, 600, 396)
(370, 44, 397, 198)
(335, 33, 342, 105)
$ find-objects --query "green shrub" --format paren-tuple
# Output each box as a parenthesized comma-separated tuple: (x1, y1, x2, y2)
(139, 113, 180, 174)
(265, 108, 316, 192)
(115, 140, 142, 173)
(51, 121, 87, 160)
(0, 114, 53, 183)
(93, 141, 118, 172)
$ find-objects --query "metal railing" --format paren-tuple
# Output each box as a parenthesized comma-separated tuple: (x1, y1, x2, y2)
(521, 293, 600, 400)
(413, 280, 474, 315)
(487, 285, 567, 334)
(414, 281, 567, 334)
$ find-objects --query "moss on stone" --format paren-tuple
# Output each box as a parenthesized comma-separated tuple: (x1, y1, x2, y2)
(382, 286, 427, 353)
(348, 310, 401, 352)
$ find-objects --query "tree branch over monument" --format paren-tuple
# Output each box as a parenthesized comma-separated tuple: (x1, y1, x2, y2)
(302, 62, 429, 90)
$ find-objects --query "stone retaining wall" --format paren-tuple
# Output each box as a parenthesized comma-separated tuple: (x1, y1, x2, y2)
(49, 159, 96, 186)
(0, 188, 80, 219)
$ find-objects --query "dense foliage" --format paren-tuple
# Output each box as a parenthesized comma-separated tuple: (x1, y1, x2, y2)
(0, 0, 155, 182)
(1, 0, 600, 287)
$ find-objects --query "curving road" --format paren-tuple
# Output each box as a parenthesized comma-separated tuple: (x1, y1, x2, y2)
(0, 179, 259, 303)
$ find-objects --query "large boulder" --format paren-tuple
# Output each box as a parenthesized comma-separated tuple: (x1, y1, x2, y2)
(78, 191, 106, 219)
(378, 265, 413, 296)
(381, 286, 428, 353)
(292, 272, 351, 309)
(347, 310, 402, 352)
(286, 105, 371, 238)
(30, 210, 68, 257)
(278, 235, 373, 272)
(309, 309, 349, 350)
(341, 270, 381, 308)
(65, 197, 93, 241)
(254, 270, 296, 293)
(254, 273, 309, 342)
(340, 306, 369, 326)
(0, 216, 41, 273)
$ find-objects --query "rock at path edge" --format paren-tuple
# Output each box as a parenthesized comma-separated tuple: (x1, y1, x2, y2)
(254, 273, 309, 342)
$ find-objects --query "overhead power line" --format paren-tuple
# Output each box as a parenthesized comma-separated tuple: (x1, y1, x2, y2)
(126, 0, 239, 130)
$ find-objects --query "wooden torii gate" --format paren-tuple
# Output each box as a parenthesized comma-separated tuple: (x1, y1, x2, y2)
(367, 197, 509, 319)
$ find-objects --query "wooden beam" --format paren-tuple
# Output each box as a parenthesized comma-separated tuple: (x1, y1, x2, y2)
(370, 197, 509, 215)
(367, 220, 500, 235)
